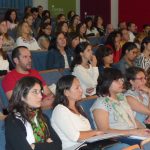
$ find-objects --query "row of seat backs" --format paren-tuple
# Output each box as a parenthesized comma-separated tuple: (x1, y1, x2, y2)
(0, 68, 71, 109)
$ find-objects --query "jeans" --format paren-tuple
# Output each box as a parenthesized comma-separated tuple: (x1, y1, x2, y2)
(0, 120, 5, 150)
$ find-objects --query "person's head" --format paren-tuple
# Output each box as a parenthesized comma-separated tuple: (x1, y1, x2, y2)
(76, 22, 87, 35)
(17, 21, 30, 37)
(106, 24, 114, 35)
(0, 19, 8, 35)
(24, 6, 32, 14)
(70, 15, 80, 27)
(42, 10, 51, 18)
(71, 42, 92, 70)
(0, 32, 3, 49)
(12, 46, 32, 70)
(54, 75, 83, 107)
(121, 42, 138, 61)
(57, 14, 66, 23)
(126, 67, 146, 90)
(4, 9, 18, 23)
(41, 16, 51, 25)
(9, 76, 43, 121)
(94, 16, 103, 27)
(120, 28, 130, 42)
(68, 32, 80, 48)
(24, 13, 33, 26)
(55, 32, 67, 49)
(37, 5, 43, 16)
(118, 21, 127, 29)
(57, 21, 68, 33)
(127, 22, 137, 33)
(85, 17, 93, 29)
(95, 45, 113, 67)
(141, 36, 150, 52)
(67, 10, 76, 21)
(97, 68, 124, 96)
(143, 24, 150, 35)
(31, 7, 38, 20)
(38, 35, 50, 50)
(39, 23, 52, 36)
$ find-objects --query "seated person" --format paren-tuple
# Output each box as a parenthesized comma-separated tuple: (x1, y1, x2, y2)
(125, 67, 150, 126)
(51, 75, 129, 150)
(116, 42, 138, 74)
(90, 68, 150, 146)
(47, 32, 72, 69)
(95, 45, 114, 73)
(16, 21, 41, 51)
(5, 76, 62, 150)
(2, 46, 54, 108)
(72, 42, 99, 97)
(0, 33, 9, 76)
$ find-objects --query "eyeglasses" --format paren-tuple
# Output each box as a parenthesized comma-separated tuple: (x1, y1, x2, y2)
(30, 89, 43, 95)
(134, 77, 147, 81)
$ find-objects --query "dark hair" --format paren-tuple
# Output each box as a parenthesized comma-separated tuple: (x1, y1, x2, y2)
(67, 10, 76, 21)
(68, 32, 79, 48)
(57, 14, 65, 21)
(71, 42, 90, 71)
(141, 36, 150, 52)
(54, 75, 86, 116)
(125, 66, 145, 89)
(9, 76, 43, 123)
(95, 45, 113, 67)
(42, 10, 51, 18)
(31, 7, 38, 13)
(56, 21, 68, 33)
(121, 42, 137, 58)
(76, 22, 87, 39)
(4, 9, 18, 23)
(12, 46, 28, 61)
(94, 16, 103, 27)
(97, 68, 123, 96)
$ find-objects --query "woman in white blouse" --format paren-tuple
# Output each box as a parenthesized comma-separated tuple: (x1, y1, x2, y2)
(72, 42, 99, 97)
(51, 75, 129, 149)
(16, 21, 41, 51)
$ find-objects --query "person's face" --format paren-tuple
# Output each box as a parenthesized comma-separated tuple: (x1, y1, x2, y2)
(126, 48, 138, 61)
(87, 20, 92, 28)
(0, 35, 4, 48)
(80, 23, 86, 34)
(57, 33, 66, 48)
(144, 42, 150, 51)
(0, 21, 7, 34)
(129, 24, 137, 32)
(109, 78, 124, 94)
(62, 23, 68, 33)
(122, 29, 130, 41)
(107, 24, 114, 34)
(25, 16, 33, 26)
(59, 16, 66, 22)
(32, 12, 38, 20)
(81, 45, 93, 61)
(119, 22, 127, 29)
(17, 48, 32, 71)
(40, 39, 50, 50)
(10, 11, 16, 21)
(103, 53, 113, 66)
(65, 78, 83, 102)
(43, 25, 52, 35)
(74, 16, 80, 25)
(38, 7, 43, 15)
(130, 71, 146, 89)
(97, 17, 103, 25)
(25, 83, 43, 108)
(22, 22, 30, 34)
(72, 36, 80, 48)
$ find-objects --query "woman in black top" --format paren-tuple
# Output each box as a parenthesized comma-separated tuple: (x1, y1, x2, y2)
(5, 76, 62, 150)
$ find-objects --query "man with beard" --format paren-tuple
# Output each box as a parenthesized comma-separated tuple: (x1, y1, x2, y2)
(2, 46, 54, 108)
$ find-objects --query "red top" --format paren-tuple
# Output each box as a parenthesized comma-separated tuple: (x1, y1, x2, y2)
(2, 69, 46, 93)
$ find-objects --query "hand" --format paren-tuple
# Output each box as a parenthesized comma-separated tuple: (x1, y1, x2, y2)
(86, 87, 94, 94)
(90, 55, 97, 67)
(95, 130, 104, 136)
(133, 129, 150, 137)
(46, 138, 53, 143)
(139, 85, 150, 94)
(30, 144, 35, 150)
(41, 94, 55, 108)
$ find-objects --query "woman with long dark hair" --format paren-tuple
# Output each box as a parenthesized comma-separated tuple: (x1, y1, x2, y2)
(5, 76, 62, 150)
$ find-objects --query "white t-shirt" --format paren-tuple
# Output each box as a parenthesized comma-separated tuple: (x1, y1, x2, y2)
(72, 64, 99, 97)
(63, 53, 69, 68)
(0, 55, 9, 71)
(51, 104, 91, 149)
(16, 37, 41, 51)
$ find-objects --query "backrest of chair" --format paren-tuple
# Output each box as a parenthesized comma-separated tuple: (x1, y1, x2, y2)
(31, 51, 49, 71)
(59, 68, 71, 76)
(141, 138, 150, 150)
(39, 69, 63, 86)
(79, 96, 97, 129)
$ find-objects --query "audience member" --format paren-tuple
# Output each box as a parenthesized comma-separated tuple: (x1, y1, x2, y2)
(125, 67, 150, 126)
(51, 75, 128, 149)
(16, 21, 41, 51)
(2, 46, 54, 108)
(127, 22, 137, 42)
(72, 42, 99, 97)
(47, 32, 72, 69)
(135, 36, 150, 71)
(5, 76, 62, 150)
